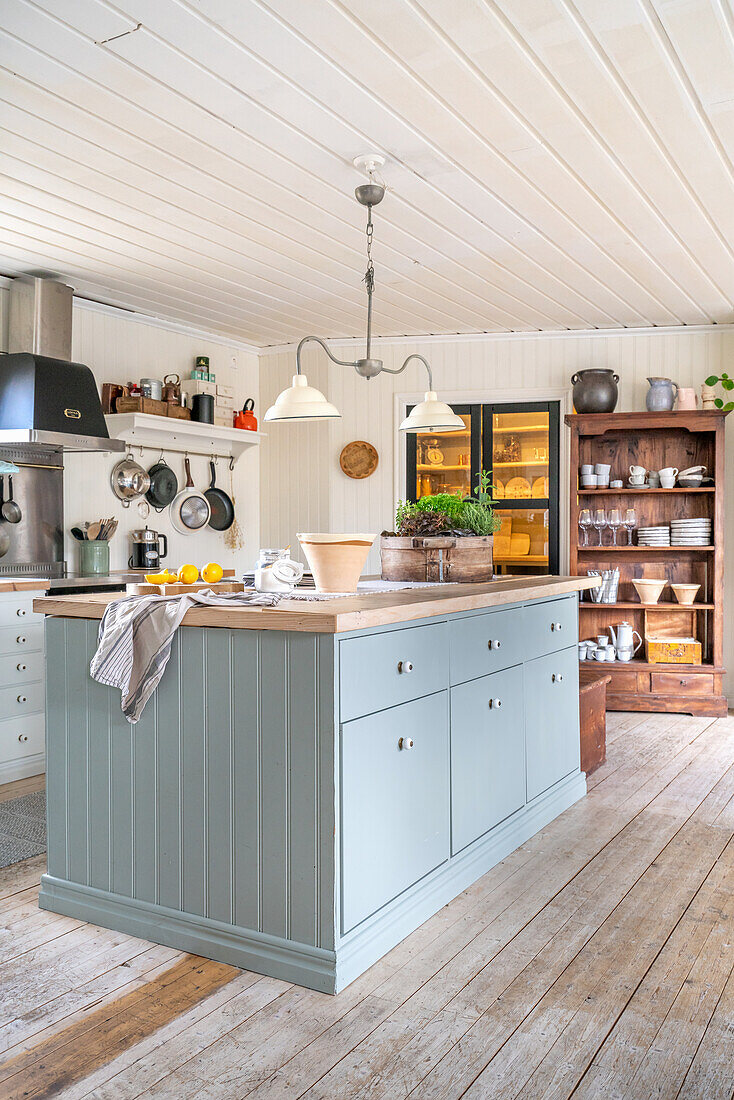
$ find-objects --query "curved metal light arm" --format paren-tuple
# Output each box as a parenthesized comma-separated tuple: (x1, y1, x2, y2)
(295, 336, 358, 375)
(380, 353, 434, 391)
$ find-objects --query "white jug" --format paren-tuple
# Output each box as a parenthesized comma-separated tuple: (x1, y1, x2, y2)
(608, 621, 642, 654)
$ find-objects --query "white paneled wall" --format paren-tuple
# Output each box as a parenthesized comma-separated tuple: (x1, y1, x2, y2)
(260, 328, 734, 698)
(0, 285, 260, 574)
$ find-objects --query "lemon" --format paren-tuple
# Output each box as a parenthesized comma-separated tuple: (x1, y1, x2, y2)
(202, 561, 224, 584)
(177, 564, 199, 585)
(145, 570, 178, 585)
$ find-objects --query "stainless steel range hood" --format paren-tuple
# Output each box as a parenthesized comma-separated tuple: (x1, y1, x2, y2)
(0, 277, 124, 453)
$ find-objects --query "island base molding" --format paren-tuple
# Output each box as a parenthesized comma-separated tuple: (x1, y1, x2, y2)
(39, 770, 585, 995)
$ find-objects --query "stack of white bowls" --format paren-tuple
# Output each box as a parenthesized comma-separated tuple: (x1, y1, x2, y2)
(637, 525, 670, 546)
(670, 518, 711, 546)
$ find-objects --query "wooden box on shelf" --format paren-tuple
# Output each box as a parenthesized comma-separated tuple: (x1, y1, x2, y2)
(566, 411, 727, 717)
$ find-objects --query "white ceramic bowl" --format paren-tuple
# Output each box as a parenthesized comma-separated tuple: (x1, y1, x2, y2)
(632, 578, 667, 604)
(671, 583, 701, 605)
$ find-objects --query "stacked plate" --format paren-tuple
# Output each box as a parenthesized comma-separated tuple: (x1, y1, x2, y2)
(670, 518, 712, 546)
(637, 525, 670, 546)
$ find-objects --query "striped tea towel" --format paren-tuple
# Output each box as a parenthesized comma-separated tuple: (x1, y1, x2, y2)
(90, 588, 282, 723)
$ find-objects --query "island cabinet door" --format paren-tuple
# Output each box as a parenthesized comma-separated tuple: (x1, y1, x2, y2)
(340, 691, 449, 934)
(450, 664, 525, 855)
(524, 647, 580, 802)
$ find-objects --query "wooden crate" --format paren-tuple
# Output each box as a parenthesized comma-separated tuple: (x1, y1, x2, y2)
(646, 637, 702, 665)
(115, 396, 168, 417)
(166, 404, 191, 420)
(380, 536, 493, 583)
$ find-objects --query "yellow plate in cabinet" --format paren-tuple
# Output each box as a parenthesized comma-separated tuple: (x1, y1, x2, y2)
(531, 476, 548, 498)
(493, 479, 505, 498)
(505, 476, 531, 499)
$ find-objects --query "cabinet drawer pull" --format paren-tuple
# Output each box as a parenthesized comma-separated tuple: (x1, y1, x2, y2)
(16, 636, 26, 645)
(18, 734, 28, 743)
(17, 695, 27, 704)
(487, 639, 502, 650)
(398, 737, 415, 750)
(551, 622, 562, 632)
(552, 673, 563, 683)
(16, 608, 27, 617)
(16, 663, 26, 671)
(488, 698, 502, 709)
(397, 660, 413, 674)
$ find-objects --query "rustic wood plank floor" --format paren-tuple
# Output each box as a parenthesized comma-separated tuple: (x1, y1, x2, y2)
(0, 712, 732, 1099)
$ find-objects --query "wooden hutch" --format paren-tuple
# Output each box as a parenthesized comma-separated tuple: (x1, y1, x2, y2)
(566, 411, 727, 717)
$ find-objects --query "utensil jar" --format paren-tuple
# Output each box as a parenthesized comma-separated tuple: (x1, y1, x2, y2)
(79, 540, 110, 576)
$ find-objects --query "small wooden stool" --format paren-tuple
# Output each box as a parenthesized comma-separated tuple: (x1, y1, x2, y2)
(578, 669, 611, 776)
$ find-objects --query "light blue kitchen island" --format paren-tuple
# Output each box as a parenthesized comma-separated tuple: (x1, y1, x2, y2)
(34, 576, 593, 994)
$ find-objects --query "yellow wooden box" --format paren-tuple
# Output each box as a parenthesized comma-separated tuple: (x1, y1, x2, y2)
(646, 636, 702, 665)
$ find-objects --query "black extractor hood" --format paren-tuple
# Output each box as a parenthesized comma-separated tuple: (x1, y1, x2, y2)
(0, 277, 124, 453)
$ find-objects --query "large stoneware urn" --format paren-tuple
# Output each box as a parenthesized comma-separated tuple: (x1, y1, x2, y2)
(571, 369, 619, 413)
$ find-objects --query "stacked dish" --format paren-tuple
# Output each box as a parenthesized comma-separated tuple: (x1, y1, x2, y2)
(637, 525, 670, 546)
(670, 518, 711, 546)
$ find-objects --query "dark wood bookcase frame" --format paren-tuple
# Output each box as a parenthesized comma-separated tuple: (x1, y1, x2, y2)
(566, 411, 727, 717)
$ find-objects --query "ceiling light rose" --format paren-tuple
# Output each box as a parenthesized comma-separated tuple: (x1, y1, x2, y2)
(263, 156, 463, 431)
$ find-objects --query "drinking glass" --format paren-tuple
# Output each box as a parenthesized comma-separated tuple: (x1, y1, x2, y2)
(592, 508, 607, 546)
(623, 507, 637, 546)
(578, 508, 592, 546)
(608, 508, 622, 546)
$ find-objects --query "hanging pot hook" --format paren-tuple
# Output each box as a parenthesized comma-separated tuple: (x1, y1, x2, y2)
(229, 455, 235, 472)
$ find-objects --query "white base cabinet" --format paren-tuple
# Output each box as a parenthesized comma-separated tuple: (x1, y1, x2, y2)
(0, 591, 46, 784)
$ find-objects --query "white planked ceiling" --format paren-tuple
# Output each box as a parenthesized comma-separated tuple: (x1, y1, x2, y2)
(2, 0, 734, 345)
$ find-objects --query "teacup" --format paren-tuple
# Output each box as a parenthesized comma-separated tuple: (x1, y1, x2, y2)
(629, 465, 646, 477)
(595, 463, 611, 476)
(660, 474, 676, 489)
(593, 646, 608, 661)
(610, 480, 623, 488)
(581, 474, 598, 487)
(596, 635, 607, 646)
(605, 644, 616, 662)
(616, 646, 634, 662)
(658, 467, 678, 478)
(580, 464, 594, 476)
(647, 471, 660, 487)
(629, 475, 645, 486)
(578, 642, 589, 661)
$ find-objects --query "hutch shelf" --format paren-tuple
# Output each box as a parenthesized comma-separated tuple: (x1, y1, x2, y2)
(566, 411, 728, 717)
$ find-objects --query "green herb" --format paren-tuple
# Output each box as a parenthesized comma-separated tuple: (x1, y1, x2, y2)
(704, 373, 734, 411)
(393, 471, 501, 537)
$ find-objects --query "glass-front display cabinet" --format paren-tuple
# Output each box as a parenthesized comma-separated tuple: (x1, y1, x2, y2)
(405, 400, 560, 575)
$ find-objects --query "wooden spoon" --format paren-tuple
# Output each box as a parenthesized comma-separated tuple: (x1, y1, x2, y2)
(87, 521, 102, 541)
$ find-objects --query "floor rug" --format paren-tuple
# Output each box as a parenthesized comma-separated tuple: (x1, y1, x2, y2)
(0, 790, 46, 869)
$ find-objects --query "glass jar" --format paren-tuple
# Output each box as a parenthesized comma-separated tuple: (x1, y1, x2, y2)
(255, 548, 287, 591)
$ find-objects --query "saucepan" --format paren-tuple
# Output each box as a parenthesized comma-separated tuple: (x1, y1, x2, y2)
(111, 453, 151, 508)
(170, 457, 211, 535)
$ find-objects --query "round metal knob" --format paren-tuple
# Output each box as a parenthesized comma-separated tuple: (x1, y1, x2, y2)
(551, 622, 562, 632)
(16, 663, 26, 671)
(488, 698, 502, 709)
(488, 639, 502, 650)
(18, 734, 28, 743)
(16, 608, 26, 617)
(16, 636, 26, 645)
(17, 695, 27, 704)
(398, 660, 413, 674)
(552, 673, 564, 683)
(398, 737, 415, 750)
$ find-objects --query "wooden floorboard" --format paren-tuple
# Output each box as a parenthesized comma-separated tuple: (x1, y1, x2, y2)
(0, 713, 731, 1098)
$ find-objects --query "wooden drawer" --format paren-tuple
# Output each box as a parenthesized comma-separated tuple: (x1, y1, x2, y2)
(340, 692, 449, 933)
(0, 681, 44, 719)
(651, 672, 714, 696)
(525, 647, 580, 802)
(0, 623, 44, 657)
(0, 597, 42, 627)
(602, 666, 640, 692)
(523, 596, 578, 662)
(450, 664, 525, 855)
(0, 650, 45, 686)
(0, 711, 45, 764)
(449, 607, 525, 686)
(339, 621, 448, 722)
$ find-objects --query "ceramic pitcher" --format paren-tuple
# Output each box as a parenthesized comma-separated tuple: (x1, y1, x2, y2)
(646, 377, 678, 412)
(676, 386, 697, 411)
(608, 622, 642, 655)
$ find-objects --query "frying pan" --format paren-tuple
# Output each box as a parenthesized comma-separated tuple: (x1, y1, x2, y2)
(204, 460, 235, 531)
(170, 457, 210, 535)
(146, 456, 178, 512)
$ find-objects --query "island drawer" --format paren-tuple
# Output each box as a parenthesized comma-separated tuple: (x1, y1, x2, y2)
(0, 650, 45, 686)
(0, 712, 45, 763)
(0, 624, 44, 657)
(0, 681, 44, 718)
(340, 692, 449, 933)
(449, 607, 524, 685)
(522, 597, 578, 662)
(450, 664, 526, 854)
(339, 621, 448, 722)
(0, 597, 43, 628)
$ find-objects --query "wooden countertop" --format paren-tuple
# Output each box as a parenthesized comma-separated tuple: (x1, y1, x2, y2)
(33, 575, 597, 634)
(0, 578, 52, 592)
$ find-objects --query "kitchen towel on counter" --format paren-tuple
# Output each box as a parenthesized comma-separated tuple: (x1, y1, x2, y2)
(90, 589, 281, 724)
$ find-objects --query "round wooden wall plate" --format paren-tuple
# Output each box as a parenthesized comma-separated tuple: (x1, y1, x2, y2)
(339, 440, 379, 479)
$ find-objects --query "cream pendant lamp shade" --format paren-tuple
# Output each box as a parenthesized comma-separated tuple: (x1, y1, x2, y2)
(263, 373, 341, 423)
(399, 391, 466, 433)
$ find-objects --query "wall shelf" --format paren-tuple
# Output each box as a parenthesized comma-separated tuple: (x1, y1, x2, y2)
(105, 413, 263, 463)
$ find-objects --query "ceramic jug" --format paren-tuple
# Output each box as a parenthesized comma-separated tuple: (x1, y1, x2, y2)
(571, 369, 619, 413)
(646, 377, 678, 412)
(608, 622, 642, 655)
(676, 386, 697, 411)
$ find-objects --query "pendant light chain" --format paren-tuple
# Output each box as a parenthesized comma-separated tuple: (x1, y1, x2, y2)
(364, 204, 375, 358)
